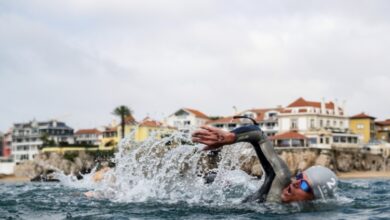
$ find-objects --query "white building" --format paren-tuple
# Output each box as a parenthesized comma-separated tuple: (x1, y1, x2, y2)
(208, 108, 282, 136)
(74, 129, 103, 145)
(11, 119, 74, 163)
(278, 97, 358, 148)
(165, 108, 209, 132)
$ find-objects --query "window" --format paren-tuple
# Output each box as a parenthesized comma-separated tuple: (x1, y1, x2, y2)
(319, 120, 323, 127)
(269, 112, 277, 118)
(333, 121, 337, 127)
(228, 124, 236, 129)
(291, 119, 298, 129)
(326, 120, 330, 127)
(310, 119, 315, 129)
(357, 124, 364, 129)
(184, 121, 191, 125)
(309, 138, 317, 144)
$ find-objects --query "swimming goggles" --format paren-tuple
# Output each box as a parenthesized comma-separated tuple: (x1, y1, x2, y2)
(296, 173, 312, 193)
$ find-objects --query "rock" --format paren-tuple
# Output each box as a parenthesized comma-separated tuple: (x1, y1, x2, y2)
(336, 152, 353, 172)
(315, 152, 332, 167)
(14, 151, 97, 179)
(251, 163, 263, 177)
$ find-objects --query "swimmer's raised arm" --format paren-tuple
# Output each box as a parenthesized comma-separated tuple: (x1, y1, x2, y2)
(191, 125, 236, 150)
(192, 125, 277, 203)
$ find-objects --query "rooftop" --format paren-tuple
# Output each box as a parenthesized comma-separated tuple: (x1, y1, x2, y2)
(350, 112, 376, 120)
(75, 129, 101, 135)
(184, 108, 209, 119)
(270, 131, 308, 140)
(287, 97, 339, 110)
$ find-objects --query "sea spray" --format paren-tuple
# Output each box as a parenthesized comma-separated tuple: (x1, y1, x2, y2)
(58, 130, 260, 205)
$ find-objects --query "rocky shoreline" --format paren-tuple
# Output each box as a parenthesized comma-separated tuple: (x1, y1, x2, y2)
(12, 151, 97, 181)
(4, 145, 390, 182)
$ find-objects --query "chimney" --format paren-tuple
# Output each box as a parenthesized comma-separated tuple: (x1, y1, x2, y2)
(232, 106, 238, 114)
(334, 99, 339, 116)
(341, 100, 346, 115)
(321, 97, 326, 114)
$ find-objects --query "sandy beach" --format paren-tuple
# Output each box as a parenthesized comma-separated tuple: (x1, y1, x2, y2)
(0, 175, 30, 183)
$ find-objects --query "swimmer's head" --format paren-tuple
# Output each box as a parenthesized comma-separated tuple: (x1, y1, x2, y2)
(304, 165, 338, 200)
(281, 166, 338, 203)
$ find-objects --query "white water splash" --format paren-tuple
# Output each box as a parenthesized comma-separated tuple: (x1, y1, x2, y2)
(58, 130, 260, 205)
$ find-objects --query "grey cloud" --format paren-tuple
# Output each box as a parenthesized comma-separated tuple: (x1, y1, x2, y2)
(1, 1, 390, 131)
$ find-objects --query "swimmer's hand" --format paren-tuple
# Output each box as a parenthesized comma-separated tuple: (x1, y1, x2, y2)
(191, 125, 236, 151)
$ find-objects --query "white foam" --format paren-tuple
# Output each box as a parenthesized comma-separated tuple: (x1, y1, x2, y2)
(58, 130, 259, 205)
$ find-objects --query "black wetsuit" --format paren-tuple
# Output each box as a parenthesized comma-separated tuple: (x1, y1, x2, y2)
(231, 125, 292, 203)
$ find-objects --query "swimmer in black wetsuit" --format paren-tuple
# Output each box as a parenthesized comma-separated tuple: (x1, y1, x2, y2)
(192, 124, 338, 203)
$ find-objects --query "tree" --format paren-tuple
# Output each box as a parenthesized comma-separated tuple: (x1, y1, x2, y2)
(112, 105, 133, 139)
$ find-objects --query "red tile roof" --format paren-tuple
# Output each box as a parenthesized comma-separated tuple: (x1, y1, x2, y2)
(207, 116, 241, 124)
(124, 115, 137, 124)
(270, 131, 307, 140)
(184, 108, 209, 119)
(350, 112, 376, 120)
(139, 117, 176, 129)
(75, 129, 102, 135)
(287, 97, 336, 110)
(375, 119, 390, 126)
(140, 117, 164, 127)
(207, 108, 282, 125)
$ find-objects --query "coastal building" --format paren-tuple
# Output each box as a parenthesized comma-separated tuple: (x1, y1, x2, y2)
(11, 119, 74, 163)
(277, 97, 358, 148)
(134, 118, 176, 142)
(74, 129, 102, 146)
(1, 130, 12, 158)
(99, 126, 119, 151)
(165, 108, 209, 133)
(208, 108, 282, 136)
(349, 113, 376, 144)
(375, 119, 390, 143)
(0, 132, 3, 157)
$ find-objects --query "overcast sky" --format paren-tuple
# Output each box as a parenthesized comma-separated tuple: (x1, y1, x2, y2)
(1, 0, 389, 131)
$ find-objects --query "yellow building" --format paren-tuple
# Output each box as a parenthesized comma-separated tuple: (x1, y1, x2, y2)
(98, 116, 177, 150)
(349, 112, 376, 144)
(376, 119, 390, 143)
(116, 115, 137, 140)
(134, 118, 177, 142)
(99, 126, 119, 151)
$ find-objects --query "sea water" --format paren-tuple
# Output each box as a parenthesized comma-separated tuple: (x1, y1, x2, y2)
(1, 132, 390, 220)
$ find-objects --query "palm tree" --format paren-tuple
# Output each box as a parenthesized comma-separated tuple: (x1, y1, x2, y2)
(112, 105, 133, 139)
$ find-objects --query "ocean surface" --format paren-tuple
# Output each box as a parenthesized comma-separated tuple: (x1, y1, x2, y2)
(1, 178, 390, 220)
(2, 134, 390, 220)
